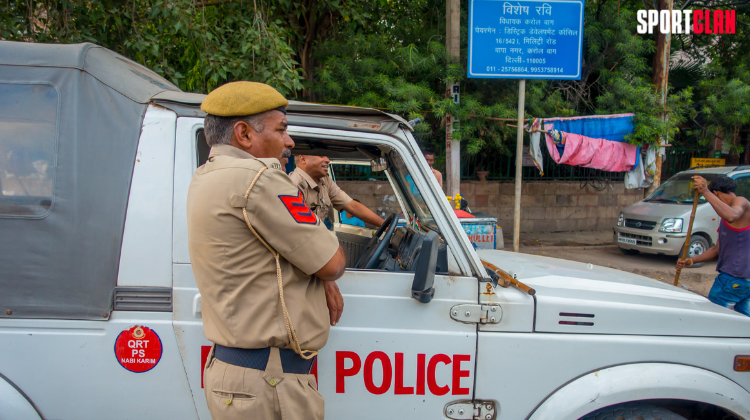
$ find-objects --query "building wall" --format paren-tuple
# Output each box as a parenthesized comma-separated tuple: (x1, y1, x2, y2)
(337, 180, 644, 233)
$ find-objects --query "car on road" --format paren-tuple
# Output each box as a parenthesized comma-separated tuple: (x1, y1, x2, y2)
(2, 41, 750, 420)
(614, 166, 750, 265)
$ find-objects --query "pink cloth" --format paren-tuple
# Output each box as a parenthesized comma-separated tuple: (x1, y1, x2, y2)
(545, 131, 638, 172)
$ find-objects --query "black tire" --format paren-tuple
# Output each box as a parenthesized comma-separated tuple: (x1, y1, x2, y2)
(679, 235, 710, 268)
(619, 247, 640, 255)
(580, 402, 687, 420)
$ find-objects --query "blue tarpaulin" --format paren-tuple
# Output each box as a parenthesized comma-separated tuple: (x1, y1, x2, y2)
(544, 114, 635, 143)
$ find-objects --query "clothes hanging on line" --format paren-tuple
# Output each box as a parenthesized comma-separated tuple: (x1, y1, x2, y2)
(624, 145, 657, 189)
(526, 118, 545, 175)
(544, 131, 639, 172)
(543, 114, 635, 142)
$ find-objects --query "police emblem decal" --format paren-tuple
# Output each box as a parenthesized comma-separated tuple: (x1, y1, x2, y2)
(114, 325, 163, 373)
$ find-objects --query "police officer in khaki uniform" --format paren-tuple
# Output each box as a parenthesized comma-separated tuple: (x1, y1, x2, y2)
(289, 155, 385, 227)
(187, 81, 346, 420)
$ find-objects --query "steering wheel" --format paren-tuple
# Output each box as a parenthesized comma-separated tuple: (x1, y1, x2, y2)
(355, 213, 399, 269)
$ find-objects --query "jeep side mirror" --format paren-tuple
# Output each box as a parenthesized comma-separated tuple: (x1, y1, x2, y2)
(411, 231, 439, 303)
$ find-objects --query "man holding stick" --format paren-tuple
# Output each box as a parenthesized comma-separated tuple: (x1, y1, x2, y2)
(676, 175, 750, 316)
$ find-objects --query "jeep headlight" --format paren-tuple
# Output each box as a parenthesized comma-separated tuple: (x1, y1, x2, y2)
(617, 213, 624, 227)
(659, 218, 683, 233)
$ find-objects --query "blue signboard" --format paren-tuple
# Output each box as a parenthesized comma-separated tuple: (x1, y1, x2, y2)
(468, 0, 585, 79)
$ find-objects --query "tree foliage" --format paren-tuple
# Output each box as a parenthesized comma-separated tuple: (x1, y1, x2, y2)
(2, 0, 749, 160)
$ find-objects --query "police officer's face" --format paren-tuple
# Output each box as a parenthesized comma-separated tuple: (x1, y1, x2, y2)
(301, 155, 330, 180)
(238, 110, 295, 165)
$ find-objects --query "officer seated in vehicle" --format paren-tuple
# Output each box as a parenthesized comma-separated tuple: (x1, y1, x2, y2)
(290, 154, 385, 228)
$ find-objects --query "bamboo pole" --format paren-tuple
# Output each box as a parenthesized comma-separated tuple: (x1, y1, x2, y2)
(674, 190, 701, 286)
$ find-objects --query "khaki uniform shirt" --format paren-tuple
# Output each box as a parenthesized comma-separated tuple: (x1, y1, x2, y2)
(288, 167, 353, 223)
(186, 145, 339, 351)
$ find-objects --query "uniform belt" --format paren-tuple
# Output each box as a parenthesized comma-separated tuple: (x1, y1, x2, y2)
(214, 344, 316, 374)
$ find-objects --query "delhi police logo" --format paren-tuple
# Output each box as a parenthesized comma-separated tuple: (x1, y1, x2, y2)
(132, 326, 146, 339)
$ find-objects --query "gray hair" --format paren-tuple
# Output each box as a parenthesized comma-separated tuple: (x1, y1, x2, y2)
(203, 111, 272, 147)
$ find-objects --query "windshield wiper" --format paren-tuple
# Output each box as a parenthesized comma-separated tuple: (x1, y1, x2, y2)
(645, 198, 677, 203)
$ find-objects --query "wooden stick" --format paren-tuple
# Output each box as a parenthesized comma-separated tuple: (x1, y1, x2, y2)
(481, 260, 536, 296)
(675, 190, 701, 286)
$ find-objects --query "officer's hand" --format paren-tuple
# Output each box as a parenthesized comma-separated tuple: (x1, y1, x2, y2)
(324, 280, 344, 326)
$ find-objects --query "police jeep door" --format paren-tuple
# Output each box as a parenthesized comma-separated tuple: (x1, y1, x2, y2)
(172, 111, 482, 420)
(297, 127, 482, 420)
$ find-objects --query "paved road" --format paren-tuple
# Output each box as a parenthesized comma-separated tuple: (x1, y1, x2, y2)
(504, 230, 718, 297)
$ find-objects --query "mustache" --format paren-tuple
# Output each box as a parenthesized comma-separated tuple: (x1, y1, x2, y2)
(281, 150, 292, 158)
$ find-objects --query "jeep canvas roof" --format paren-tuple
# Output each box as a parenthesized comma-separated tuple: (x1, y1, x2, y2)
(0, 41, 407, 321)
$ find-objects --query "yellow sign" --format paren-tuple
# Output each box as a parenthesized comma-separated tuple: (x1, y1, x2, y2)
(691, 158, 725, 168)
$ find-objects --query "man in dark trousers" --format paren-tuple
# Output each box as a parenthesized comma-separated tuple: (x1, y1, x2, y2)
(677, 175, 750, 316)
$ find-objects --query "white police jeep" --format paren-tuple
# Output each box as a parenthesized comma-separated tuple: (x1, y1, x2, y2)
(1, 41, 749, 420)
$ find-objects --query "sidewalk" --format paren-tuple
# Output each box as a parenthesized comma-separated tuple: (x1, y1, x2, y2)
(504, 229, 615, 248)
(505, 230, 718, 297)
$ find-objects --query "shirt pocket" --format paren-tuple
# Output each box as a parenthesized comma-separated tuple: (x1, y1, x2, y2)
(211, 389, 257, 406)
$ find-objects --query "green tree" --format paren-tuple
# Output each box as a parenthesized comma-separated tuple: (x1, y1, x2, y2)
(0, 0, 305, 94)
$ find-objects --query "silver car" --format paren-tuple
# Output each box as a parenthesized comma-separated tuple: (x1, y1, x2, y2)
(613, 166, 750, 265)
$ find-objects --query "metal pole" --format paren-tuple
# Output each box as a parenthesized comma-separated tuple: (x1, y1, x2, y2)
(513, 79, 526, 252)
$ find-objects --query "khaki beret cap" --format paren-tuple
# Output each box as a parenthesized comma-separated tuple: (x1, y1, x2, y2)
(201, 81, 289, 117)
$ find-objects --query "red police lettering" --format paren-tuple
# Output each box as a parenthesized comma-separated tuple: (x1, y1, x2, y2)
(427, 354, 451, 395)
(336, 351, 471, 395)
(416, 354, 426, 395)
(452, 354, 471, 395)
(363, 351, 392, 394)
(336, 351, 361, 393)
(394, 353, 414, 395)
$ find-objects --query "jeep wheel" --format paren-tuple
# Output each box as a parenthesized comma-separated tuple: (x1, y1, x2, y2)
(580, 402, 687, 420)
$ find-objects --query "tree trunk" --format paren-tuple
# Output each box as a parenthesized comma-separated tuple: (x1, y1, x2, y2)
(645, 0, 672, 197)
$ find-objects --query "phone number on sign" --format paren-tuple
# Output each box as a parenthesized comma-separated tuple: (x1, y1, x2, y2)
(531, 67, 564, 73)
(500, 66, 528, 73)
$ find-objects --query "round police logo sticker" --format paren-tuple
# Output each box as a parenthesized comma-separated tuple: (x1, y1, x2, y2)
(114, 326, 163, 373)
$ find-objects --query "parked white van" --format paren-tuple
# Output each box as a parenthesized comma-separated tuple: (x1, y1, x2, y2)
(2, 42, 750, 420)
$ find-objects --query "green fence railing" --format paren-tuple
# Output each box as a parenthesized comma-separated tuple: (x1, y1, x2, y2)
(661, 147, 711, 179)
(458, 143, 625, 182)
(331, 145, 712, 183)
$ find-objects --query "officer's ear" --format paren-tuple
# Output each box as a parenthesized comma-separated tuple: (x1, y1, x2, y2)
(233, 121, 254, 150)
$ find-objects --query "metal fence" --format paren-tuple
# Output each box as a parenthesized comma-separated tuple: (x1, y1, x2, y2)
(332, 144, 711, 183)
(661, 147, 710, 179)
(459, 140, 626, 182)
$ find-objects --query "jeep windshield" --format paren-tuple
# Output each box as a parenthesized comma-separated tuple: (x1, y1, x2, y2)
(388, 152, 438, 232)
(645, 173, 719, 204)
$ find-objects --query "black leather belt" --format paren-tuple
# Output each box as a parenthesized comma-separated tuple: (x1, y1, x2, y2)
(214, 344, 315, 374)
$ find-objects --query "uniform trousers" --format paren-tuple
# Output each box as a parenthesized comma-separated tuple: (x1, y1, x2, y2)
(204, 345, 325, 420)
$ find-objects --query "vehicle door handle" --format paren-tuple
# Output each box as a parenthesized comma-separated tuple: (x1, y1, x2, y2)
(192, 294, 202, 318)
